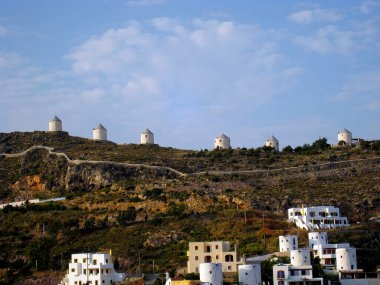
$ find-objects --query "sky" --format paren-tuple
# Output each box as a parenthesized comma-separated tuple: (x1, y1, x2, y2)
(0, 0, 379, 150)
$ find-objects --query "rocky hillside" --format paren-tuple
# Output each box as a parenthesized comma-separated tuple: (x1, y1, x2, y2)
(0, 131, 379, 283)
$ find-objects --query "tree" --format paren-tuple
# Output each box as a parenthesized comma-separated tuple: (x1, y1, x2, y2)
(27, 237, 53, 270)
(282, 145, 293, 153)
(117, 207, 137, 226)
(311, 137, 330, 150)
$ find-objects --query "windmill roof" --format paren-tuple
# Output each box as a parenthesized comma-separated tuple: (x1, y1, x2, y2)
(142, 128, 153, 134)
(267, 135, 278, 141)
(339, 128, 351, 134)
(94, 123, 106, 130)
(50, 115, 61, 122)
(217, 133, 230, 139)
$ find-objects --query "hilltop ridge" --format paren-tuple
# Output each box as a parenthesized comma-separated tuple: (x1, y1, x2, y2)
(0, 131, 379, 283)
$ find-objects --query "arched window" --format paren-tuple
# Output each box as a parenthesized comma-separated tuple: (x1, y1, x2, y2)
(204, 256, 212, 263)
(225, 255, 233, 262)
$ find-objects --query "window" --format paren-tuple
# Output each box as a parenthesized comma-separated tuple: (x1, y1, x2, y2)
(206, 246, 211, 253)
(74, 259, 78, 263)
(83, 269, 86, 274)
(228, 266, 231, 270)
(83, 258, 86, 263)
(278, 282, 284, 285)
(215, 245, 219, 249)
(195, 246, 198, 250)
(93, 259, 97, 265)
(225, 255, 234, 262)
(277, 271, 285, 278)
(195, 256, 198, 261)
(106, 259, 109, 263)
(205, 256, 212, 263)
(293, 238, 296, 245)
(301, 270, 306, 276)
(216, 255, 219, 260)
(71, 268, 75, 272)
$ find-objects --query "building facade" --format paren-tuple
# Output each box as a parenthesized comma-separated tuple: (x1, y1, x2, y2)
(187, 241, 241, 273)
(288, 206, 350, 230)
(273, 249, 323, 285)
(59, 253, 125, 285)
(279, 235, 298, 252)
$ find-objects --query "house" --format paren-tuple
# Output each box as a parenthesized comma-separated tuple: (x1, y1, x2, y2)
(59, 252, 125, 285)
(49, 115, 62, 132)
(214, 134, 230, 149)
(187, 241, 241, 273)
(273, 249, 323, 285)
(279, 235, 298, 252)
(93, 124, 107, 141)
(288, 206, 350, 230)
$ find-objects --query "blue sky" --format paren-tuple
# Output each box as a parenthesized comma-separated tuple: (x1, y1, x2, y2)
(0, 0, 379, 150)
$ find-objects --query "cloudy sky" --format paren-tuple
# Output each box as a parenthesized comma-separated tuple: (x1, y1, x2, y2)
(0, 0, 379, 150)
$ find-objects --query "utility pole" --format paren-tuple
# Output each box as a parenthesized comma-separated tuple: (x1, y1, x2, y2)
(138, 251, 141, 276)
(263, 212, 266, 249)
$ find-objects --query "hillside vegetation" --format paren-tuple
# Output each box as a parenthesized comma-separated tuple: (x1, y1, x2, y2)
(0, 131, 379, 284)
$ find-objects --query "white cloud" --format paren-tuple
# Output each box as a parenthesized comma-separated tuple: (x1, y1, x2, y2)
(67, 18, 298, 111)
(288, 9, 342, 24)
(331, 70, 380, 111)
(0, 52, 24, 69)
(294, 25, 355, 54)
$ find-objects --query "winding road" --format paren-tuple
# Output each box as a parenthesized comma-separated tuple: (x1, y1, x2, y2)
(1, 145, 380, 177)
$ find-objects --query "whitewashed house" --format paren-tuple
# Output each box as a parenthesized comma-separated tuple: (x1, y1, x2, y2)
(288, 206, 350, 230)
(59, 252, 125, 285)
(141, 129, 154, 144)
(265, 135, 279, 151)
(93, 124, 107, 141)
(279, 235, 298, 252)
(214, 134, 230, 149)
(273, 249, 323, 285)
(49, 116, 62, 132)
(338, 129, 352, 146)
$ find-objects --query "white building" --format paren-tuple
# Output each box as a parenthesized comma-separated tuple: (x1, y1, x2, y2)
(49, 115, 62, 132)
(273, 249, 323, 285)
(238, 264, 261, 285)
(93, 124, 107, 141)
(141, 129, 154, 144)
(288, 206, 350, 230)
(59, 253, 125, 285)
(308, 232, 328, 248)
(338, 129, 352, 146)
(336, 247, 357, 271)
(187, 241, 241, 273)
(279, 235, 298, 252)
(308, 232, 357, 272)
(265, 135, 279, 151)
(199, 263, 223, 285)
(214, 134, 230, 149)
(290, 249, 311, 266)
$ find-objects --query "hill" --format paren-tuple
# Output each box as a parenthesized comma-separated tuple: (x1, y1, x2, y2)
(0, 131, 379, 283)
